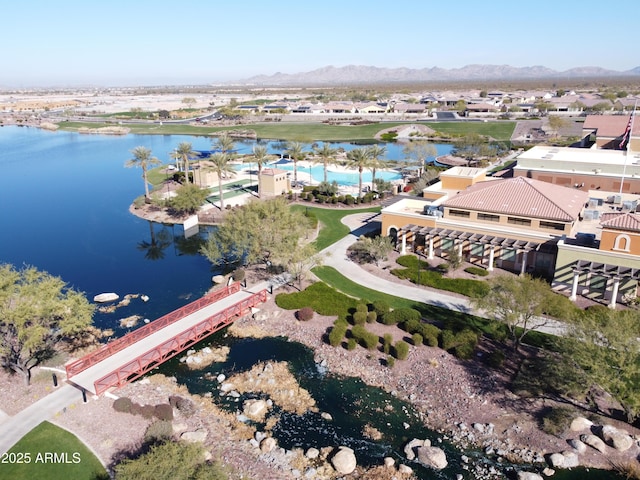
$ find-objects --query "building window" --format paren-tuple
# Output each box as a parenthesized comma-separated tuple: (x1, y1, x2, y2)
(613, 234, 631, 252)
(507, 217, 532, 227)
(539, 221, 565, 231)
(477, 213, 500, 222)
(470, 243, 484, 256)
(440, 238, 453, 251)
(501, 248, 516, 261)
(448, 209, 470, 218)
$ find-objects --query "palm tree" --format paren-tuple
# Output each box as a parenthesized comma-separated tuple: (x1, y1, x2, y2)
(366, 144, 387, 191)
(285, 141, 307, 188)
(171, 142, 197, 184)
(345, 147, 372, 200)
(213, 132, 235, 155)
(246, 145, 271, 198)
(125, 146, 162, 199)
(207, 152, 236, 210)
(312, 143, 338, 184)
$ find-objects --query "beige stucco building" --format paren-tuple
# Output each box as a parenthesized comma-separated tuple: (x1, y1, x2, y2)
(259, 168, 290, 197)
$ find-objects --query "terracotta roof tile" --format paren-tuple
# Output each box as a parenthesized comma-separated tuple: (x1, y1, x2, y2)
(583, 114, 637, 137)
(443, 177, 587, 222)
(600, 212, 640, 232)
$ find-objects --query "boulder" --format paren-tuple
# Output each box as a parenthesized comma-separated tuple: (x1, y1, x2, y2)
(305, 448, 320, 459)
(568, 438, 587, 454)
(94, 292, 119, 303)
(243, 399, 268, 420)
(259, 437, 277, 453)
(383, 457, 395, 468)
(599, 425, 634, 451)
(416, 445, 448, 470)
(580, 434, 607, 453)
(517, 472, 543, 480)
(548, 453, 565, 468)
(398, 464, 413, 475)
(181, 429, 208, 443)
(404, 438, 429, 460)
(570, 417, 593, 432)
(331, 446, 357, 475)
(542, 468, 555, 477)
(212, 275, 225, 284)
(561, 451, 580, 468)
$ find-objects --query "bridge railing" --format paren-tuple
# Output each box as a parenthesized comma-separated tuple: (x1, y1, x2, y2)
(66, 283, 242, 378)
(92, 289, 267, 395)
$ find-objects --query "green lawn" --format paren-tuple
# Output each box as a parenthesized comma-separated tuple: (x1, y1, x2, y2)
(290, 205, 380, 251)
(57, 120, 515, 143)
(3, 421, 107, 480)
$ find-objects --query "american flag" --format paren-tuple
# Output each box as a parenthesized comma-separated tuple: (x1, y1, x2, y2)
(620, 114, 633, 150)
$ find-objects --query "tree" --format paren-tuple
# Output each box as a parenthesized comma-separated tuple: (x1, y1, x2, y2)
(0, 264, 94, 385)
(181, 97, 196, 108)
(288, 245, 323, 289)
(568, 308, 640, 423)
(345, 147, 372, 199)
(212, 132, 235, 155)
(366, 144, 387, 191)
(125, 146, 162, 200)
(454, 134, 497, 167)
(471, 274, 569, 352)
(285, 141, 310, 188)
(201, 197, 312, 268)
(114, 440, 227, 480)
(169, 183, 209, 215)
(547, 115, 568, 138)
(171, 142, 197, 184)
(205, 152, 235, 210)
(246, 145, 271, 198)
(312, 143, 338, 184)
(402, 140, 437, 177)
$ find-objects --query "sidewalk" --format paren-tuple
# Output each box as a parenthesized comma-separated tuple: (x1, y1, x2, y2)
(319, 212, 567, 336)
(0, 384, 86, 455)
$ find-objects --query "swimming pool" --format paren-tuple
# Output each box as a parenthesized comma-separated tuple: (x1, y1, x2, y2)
(265, 163, 402, 186)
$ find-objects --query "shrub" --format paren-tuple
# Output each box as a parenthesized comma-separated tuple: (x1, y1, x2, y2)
(347, 338, 357, 350)
(436, 263, 449, 273)
(485, 349, 505, 368)
(440, 330, 456, 351)
(329, 325, 347, 347)
(382, 333, 393, 354)
(412, 333, 423, 346)
(441, 329, 478, 359)
(137, 404, 156, 419)
(297, 307, 315, 321)
(420, 324, 441, 347)
(144, 420, 173, 443)
(371, 300, 390, 317)
(383, 308, 421, 326)
(168, 395, 195, 417)
(541, 406, 575, 436)
(464, 266, 489, 276)
(366, 311, 377, 323)
(352, 311, 367, 325)
(394, 341, 410, 360)
(154, 403, 174, 421)
(402, 318, 421, 334)
(232, 268, 245, 282)
(344, 195, 355, 205)
(352, 325, 378, 350)
(386, 356, 395, 368)
(113, 397, 133, 414)
(356, 303, 368, 313)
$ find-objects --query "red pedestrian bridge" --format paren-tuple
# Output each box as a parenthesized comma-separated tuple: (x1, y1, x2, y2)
(65, 283, 268, 395)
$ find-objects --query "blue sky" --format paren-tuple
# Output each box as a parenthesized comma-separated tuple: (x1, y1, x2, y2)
(2, 0, 637, 87)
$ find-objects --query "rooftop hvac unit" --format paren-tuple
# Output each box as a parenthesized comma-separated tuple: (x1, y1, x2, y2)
(583, 210, 594, 221)
(588, 199, 598, 209)
(622, 201, 635, 211)
(614, 194, 622, 204)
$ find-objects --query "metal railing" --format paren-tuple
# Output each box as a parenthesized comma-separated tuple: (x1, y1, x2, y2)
(92, 289, 267, 395)
(66, 283, 241, 378)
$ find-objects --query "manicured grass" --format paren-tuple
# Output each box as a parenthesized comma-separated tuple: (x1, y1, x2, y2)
(3, 421, 107, 480)
(392, 255, 489, 297)
(57, 120, 515, 142)
(290, 205, 380, 251)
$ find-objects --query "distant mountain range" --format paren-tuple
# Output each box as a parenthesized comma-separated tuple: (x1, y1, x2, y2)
(243, 64, 640, 86)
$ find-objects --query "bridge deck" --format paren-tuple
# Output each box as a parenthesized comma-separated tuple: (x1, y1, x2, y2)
(69, 288, 256, 394)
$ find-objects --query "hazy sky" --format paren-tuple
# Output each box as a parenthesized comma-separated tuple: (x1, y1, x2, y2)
(2, 0, 637, 87)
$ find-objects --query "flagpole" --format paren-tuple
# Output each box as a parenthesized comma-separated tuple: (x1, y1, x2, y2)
(619, 100, 637, 195)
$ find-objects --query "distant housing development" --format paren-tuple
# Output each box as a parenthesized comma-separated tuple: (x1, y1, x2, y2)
(382, 113, 640, 308)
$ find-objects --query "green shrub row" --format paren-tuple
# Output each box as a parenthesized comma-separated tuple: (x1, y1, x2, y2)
(381, 307, 421, 325)
(464, 266, 489, 276)
(351, 325, 379, 350)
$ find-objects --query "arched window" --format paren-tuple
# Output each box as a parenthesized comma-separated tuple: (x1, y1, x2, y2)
(613, 234, 631, 252)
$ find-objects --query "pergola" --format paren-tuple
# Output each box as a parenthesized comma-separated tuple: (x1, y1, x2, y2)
(568, 260, 640, 308)
(396, 224, 542, 274)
